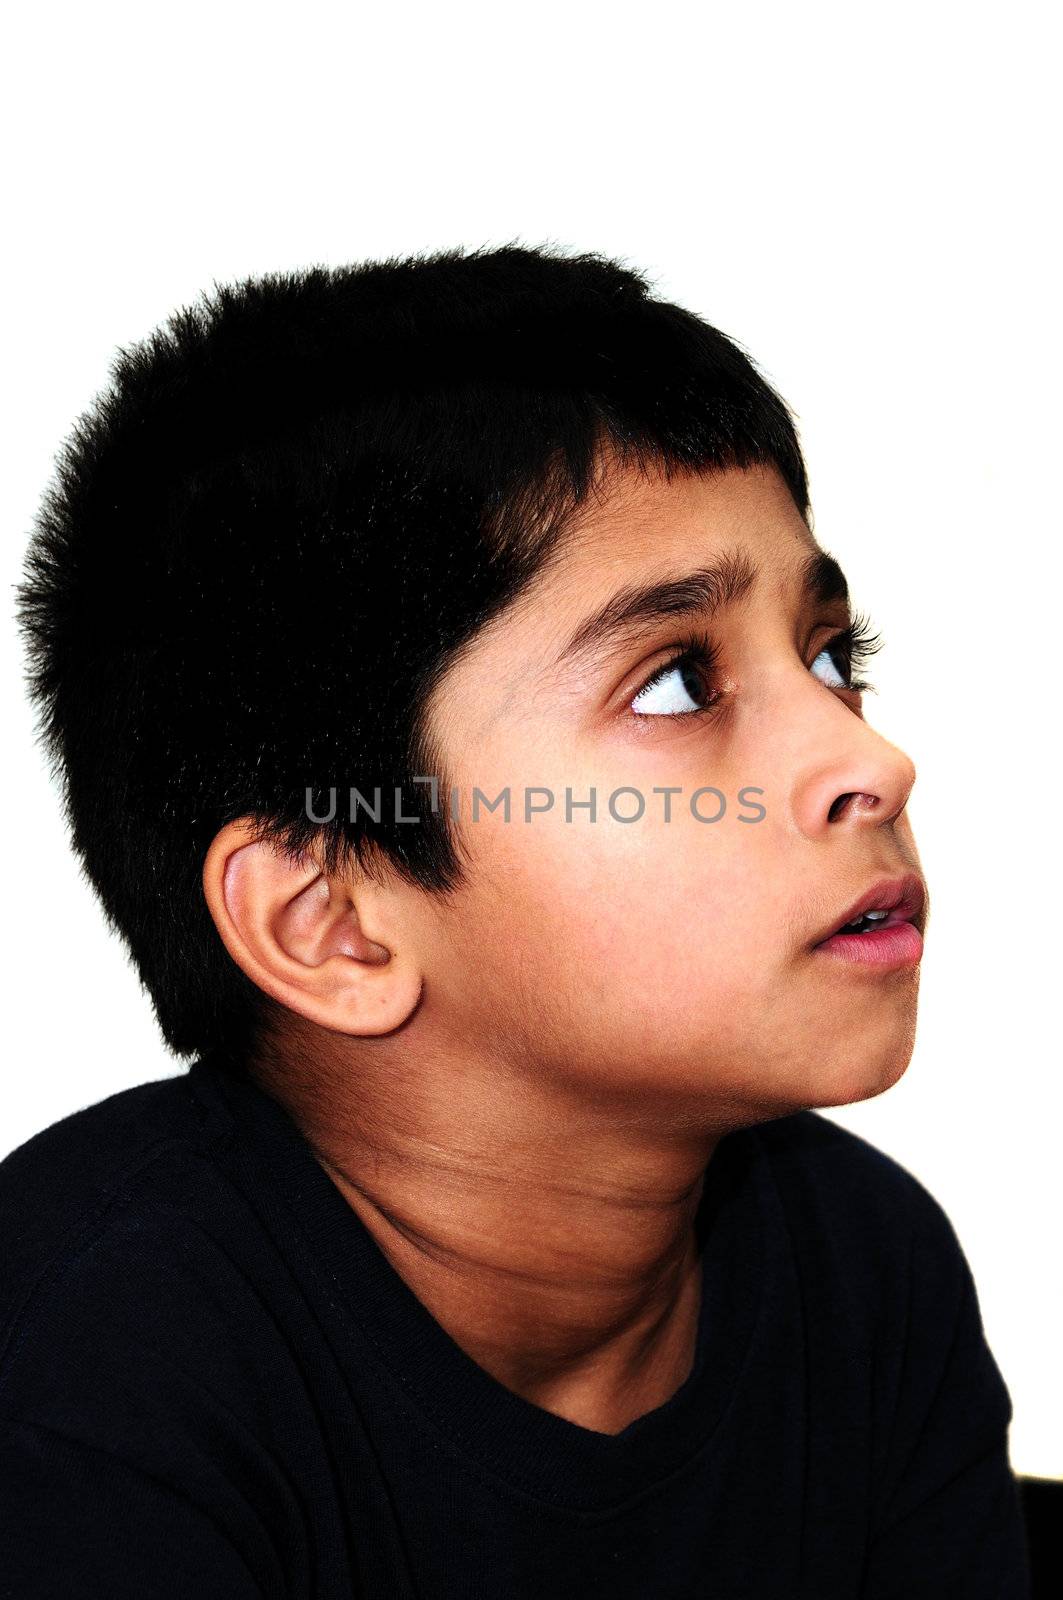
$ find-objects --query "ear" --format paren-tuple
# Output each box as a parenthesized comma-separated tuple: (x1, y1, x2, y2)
(202, 817, 423, 1036)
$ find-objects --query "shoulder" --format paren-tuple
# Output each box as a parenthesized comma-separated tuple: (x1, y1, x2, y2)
(0, 1075, 298, 1594)
(750, 1122, 1021, 1560)
(0, 1070, 228, 1310)
(0, 1069, 251, 1425)
(0, 1067, 219, 1197)
(748, 1109, 978, 1334)
(752, 1106, 961, 1241)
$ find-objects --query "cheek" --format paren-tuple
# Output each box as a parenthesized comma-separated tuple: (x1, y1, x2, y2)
(429, 802, 921, 1113)
(460, 805, 790, 1041)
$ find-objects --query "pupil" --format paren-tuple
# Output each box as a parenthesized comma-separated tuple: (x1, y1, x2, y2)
(681, 662, 704, 704)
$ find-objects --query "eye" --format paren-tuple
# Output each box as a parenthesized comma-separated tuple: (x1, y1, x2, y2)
(810, 647, 847, 688)
(811, 611, 883, 694)
(630, 630, 721, 718)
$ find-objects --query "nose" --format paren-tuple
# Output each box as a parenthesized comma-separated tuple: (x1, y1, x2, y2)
(788, 699, 917, 840)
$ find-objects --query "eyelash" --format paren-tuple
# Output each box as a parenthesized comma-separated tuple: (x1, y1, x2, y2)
(632, 612, 884, 718)
(830, 610, 884, 694)
(634, 626, 723, 717)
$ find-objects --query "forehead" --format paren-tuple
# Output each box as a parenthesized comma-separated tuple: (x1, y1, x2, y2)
(426, 460, 826, 741)
(486, 460, 819, 659)
(544, 458, 815, 583)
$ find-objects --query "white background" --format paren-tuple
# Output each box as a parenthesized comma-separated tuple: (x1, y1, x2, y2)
(2, 2, 1059, 1478)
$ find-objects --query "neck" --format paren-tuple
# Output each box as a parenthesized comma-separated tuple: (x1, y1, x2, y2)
(250, 1027, 722, 1435)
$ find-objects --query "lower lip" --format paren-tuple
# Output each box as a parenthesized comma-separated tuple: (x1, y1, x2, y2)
(812, 920, 924, 968)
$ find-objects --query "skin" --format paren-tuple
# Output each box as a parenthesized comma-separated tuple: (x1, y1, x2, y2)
(202, 457, 926, 1436)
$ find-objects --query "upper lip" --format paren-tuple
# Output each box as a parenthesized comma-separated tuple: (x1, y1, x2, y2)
(812, 871, 927, 946)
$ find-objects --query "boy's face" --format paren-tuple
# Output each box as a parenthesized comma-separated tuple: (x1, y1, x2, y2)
(411, 459, 925, 1123)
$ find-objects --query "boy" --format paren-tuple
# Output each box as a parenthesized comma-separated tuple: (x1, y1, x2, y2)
(3, 243, 1030, 1595)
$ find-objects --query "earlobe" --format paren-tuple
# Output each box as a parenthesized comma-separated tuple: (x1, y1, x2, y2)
(201, 818, 423, 1037)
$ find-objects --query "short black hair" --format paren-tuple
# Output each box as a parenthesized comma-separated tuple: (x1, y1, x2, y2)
(16, 241, 811, 1064)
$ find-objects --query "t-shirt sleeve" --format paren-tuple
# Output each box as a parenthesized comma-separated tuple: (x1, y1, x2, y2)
(0, 1417, 271, 1599)
(861, 1186, 1032, 1598)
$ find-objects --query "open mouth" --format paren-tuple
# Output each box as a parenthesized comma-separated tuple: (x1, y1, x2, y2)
(810, 873, 926, 966)
(835, 906, 905, 936)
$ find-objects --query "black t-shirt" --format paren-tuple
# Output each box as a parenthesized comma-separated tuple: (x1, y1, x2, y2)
(0, 1053, 1031, 1597)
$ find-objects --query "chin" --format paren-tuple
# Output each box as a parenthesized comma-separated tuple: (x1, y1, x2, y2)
(810, 1041, 915, 1110)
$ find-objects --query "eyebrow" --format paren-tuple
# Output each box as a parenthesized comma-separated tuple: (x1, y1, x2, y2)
(552, 545, 850, 668)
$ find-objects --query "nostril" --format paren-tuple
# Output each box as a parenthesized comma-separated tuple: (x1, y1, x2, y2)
(828, 792, 880, 823)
